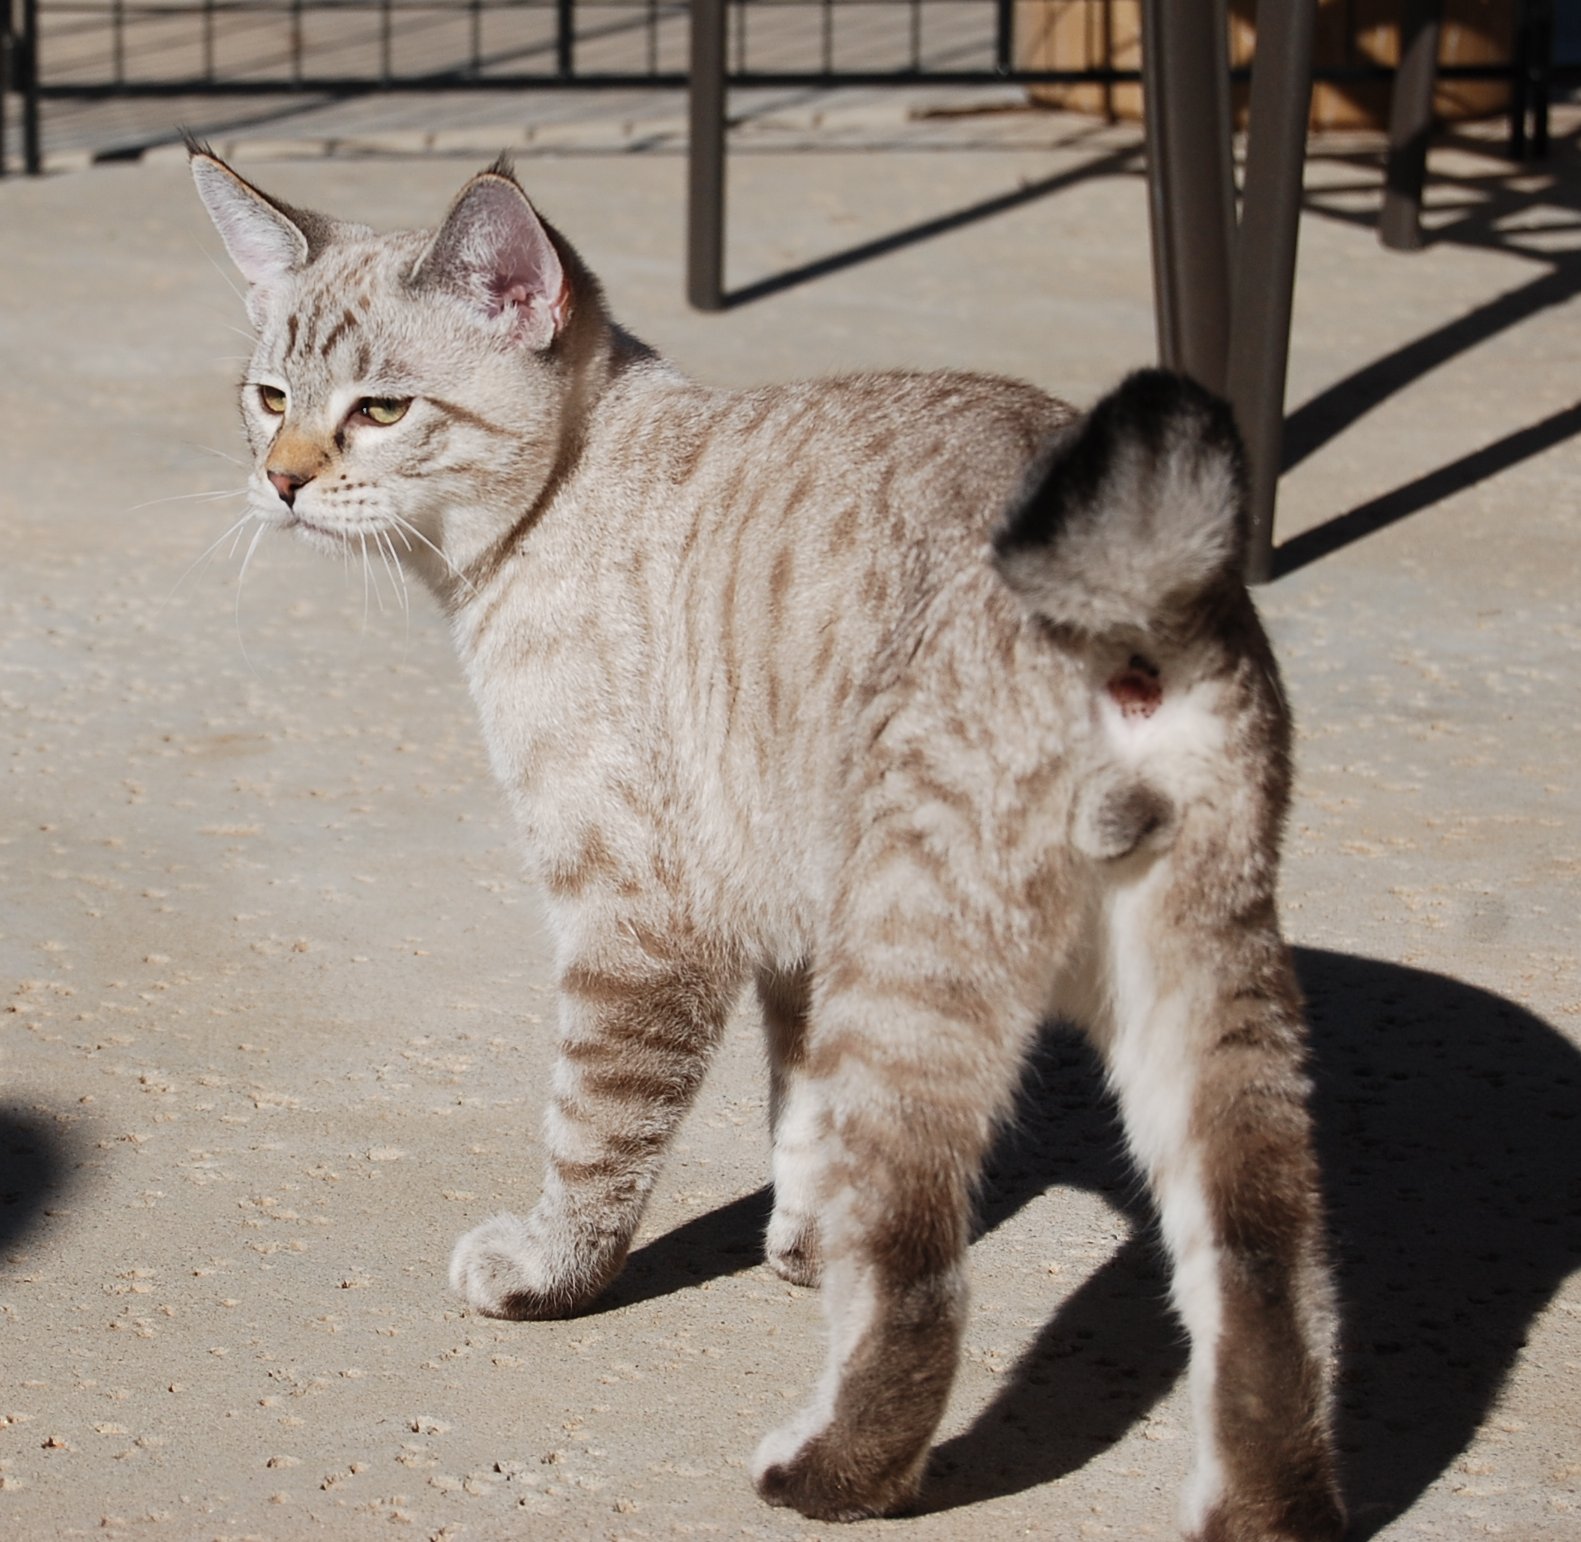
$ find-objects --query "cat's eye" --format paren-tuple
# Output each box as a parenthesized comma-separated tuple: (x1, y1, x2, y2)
(357, 397, 411, 426)
(258, 384, 287, 415)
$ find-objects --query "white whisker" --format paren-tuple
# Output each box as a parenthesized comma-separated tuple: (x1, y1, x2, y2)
(359, 530, 380, 628)
(162, 511, 257, 613)
(375, 528, 413, 641)
(187, 443, 247, 468)
(234, 521, 267, 678)
(387, 512, 478, 599)
(125, 486, 246, 515)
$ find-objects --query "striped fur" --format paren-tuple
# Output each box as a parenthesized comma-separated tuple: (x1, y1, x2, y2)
(192, 151, 1345, 1538)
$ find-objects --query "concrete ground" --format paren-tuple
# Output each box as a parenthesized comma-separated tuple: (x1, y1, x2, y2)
(2, 99, 1579, 1541)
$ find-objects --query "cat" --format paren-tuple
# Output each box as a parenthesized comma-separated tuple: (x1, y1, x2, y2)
(189, 145, 1345, 1540)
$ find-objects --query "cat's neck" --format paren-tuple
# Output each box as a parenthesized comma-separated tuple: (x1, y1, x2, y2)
(429, 315, 666, 607)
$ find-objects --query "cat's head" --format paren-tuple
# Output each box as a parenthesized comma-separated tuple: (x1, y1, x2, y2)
(190, 147, 610, 593)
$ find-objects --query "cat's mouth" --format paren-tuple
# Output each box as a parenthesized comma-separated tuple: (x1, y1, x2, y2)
(285, 512, 349, 546)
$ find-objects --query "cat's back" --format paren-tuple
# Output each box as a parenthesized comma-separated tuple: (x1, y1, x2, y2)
(611, 365, 1074, 549)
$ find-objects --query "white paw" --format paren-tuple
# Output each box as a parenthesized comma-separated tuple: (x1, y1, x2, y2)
(450, 1212, 537, 1315)
(764, 1209, 822, 1288)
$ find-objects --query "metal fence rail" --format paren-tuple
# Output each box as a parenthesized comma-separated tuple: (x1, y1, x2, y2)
(7, 0, 1047, 97)
(4, 0, 1563, 178)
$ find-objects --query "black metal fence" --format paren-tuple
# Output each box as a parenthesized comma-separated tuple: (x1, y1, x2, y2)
(3, 0, 1145, 174)
(2, 0, 1062, 101)
(3, 0, 1563, 177)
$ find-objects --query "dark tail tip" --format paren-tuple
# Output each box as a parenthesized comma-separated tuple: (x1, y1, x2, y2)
(994, 369, 1248, 637)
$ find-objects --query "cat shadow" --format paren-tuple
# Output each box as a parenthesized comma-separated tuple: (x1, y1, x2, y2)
(596, 1185, 774, 1314)
(605, 950, 1581, 1532)
(924, 948, 1581, 1532)
(0, 1105, 73, 1256)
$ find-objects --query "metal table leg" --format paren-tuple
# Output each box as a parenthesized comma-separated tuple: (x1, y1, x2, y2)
(1140, 0, 1314, 583)
(1139, 0, 1236, 396)
(687, 0, 727, 312)
(1228, 0, 1317, 582)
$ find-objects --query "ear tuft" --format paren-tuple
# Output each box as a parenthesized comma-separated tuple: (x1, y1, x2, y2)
(189, 150, 313, 289)
(411, 170, 570, 350)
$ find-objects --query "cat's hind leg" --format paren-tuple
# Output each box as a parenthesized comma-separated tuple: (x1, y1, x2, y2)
(758, 962, 823, 1287)
(451, 918, 742, 1319)
(1089, 860, 1345, 1542)
(750, 846, 1059, 1519)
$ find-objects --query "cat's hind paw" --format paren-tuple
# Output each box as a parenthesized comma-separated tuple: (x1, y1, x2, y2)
(751, 1414, 926, 1522)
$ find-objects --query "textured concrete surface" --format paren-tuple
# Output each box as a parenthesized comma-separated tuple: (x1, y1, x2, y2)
(2, 107, 1579, 1540)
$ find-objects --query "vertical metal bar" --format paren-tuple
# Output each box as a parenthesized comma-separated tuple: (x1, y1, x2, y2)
(1225, 0, 1315, 584)
(647, 0, 658, 75)
(23, 0, 39, 172)
(380, 0, 392, 86)
(113, 0, 125, 85)
(910, 0, 920, 73)
(471, 0, 482, 74)
(291, 0, 303, 88)
(1139, 0, 1235, 394)
(1379, 0, 1441, 250)
(821, 0, 832, 75)
(203, 0, 215, 82)
(1, 0, 10, 179)
(1531, 0, 1552, 157)
(995, 0, 1013, 75)
(557, 0, 574, 76)
(734, 0, 744, 73)
(1515, 0, 1554, 159)
(1510, 0, 1531, 158)
(687, 0, 726, 311)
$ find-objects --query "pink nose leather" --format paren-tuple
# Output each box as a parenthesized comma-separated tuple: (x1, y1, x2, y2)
(268, 469, 309, 507)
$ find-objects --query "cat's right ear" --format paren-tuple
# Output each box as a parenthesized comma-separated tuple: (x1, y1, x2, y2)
(188, 145, 312, 290)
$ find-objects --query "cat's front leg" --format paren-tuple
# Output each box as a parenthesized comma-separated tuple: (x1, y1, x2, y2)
(757, 963, 823, 1287)
(451, 928, 742, 1319)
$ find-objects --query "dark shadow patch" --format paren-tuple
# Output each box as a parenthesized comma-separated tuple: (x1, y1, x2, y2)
(0, 1106, 73, 1255)
(1299, 950, 1581, 1537)
(589, 1185, 774, 1314)
(922, 1229, 1180, 1511)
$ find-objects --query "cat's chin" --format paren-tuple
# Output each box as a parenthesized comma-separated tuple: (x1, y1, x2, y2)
(285, 513, 353, 552)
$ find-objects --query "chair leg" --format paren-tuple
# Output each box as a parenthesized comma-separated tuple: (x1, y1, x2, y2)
(686, 0, 728, 311)
(1226, 0, 1315, 584)
(1139, 0, 1236, 397)
(1380, 0, 1444, 252)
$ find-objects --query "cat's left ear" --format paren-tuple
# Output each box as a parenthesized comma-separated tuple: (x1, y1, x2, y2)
(411, 164, 571, 350)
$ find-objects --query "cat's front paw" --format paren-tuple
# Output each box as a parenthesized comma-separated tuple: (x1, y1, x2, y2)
(751, 1413, 926, 1521)
(449, 1211, 616, 1320)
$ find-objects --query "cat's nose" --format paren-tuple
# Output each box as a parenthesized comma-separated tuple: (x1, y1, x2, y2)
(267, 468, 311, 508)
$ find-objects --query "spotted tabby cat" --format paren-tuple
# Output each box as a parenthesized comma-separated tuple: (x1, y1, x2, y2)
(190, 147, 1344, 1539)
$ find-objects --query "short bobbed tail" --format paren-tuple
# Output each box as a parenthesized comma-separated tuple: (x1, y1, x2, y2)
(993, 369, 1248, 639)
